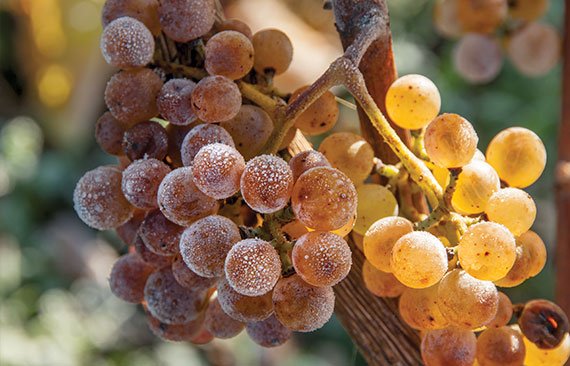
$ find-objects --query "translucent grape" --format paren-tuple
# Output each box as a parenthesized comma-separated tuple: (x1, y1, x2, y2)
(146, 311, 204, 341)
(509, 0, 549, 21)
(74, 166, 134, 230)
(252, 29, 293, 75)
(216, 18, 253, 39)
(139, 209, 183, 256)
(246, 314, 292, 347)
(95, 112, 126, 156)
(452, 160, 500, 214)
(390, 231, 448, 289)
(290, 86, 339, 135)
(363, 216, 414, 273)
(158, 0, 215, 42)
(100, 17, 154, 69)
(518, 230, 547, 277)
(180, 123, 235, 166)
(486, 292, 513, 328)
(104, 68, 162, 126)
(328, 212, 356, 237)
(438, 269, 499, 329)
(179, 215, 241, 278)
(519, 299, 569, 349)
(191, 143, 245, 199)
(457, 0, 508, 34)
(385, 74, 441, 130)
(453, 34, 503, 84)
(354, 184, 398, 235)
(240, 155, 294, 214)
(121, 159, 170, 209)
(171, 254, 216, 291)
(399, 285, 449, 330)
(507, 23, 561, 77)
(425, 113, 478, 168)
(191, 75, 241, 123)
(523, 332, 570, 366)
(291, 166, 357, 231)
(486, 188, 536, 236)
(133, 235, 174, 269)
(216, 277, 274, 322)
(318, 132, 374, 183)
(289, 150, 331, 182)
(362, 259, 406, 298)
(109, 253, 154, 303)
(272, 274, 335, 332)
(102, 0, 161, 36)
(123, 121, 169, 161)
(204, 298, 244, 339)
(458, 222, 516, 281)
(116, 209, 147, 246)
(476, 326, 526, 366)
(421, 327, 477, 366)
(205, 31, 254, 80)
(494, 245, 532, 288)
(219, 105, 273, 160)
(433, 0, 463, 39)
(292, 231, 352, 287)
(157, 167, 219, 226)
(157, 78, 196, 126)
(486, 127, 547, 188)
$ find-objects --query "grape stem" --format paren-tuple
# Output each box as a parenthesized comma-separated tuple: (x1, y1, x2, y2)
(264, 213, 295, 274)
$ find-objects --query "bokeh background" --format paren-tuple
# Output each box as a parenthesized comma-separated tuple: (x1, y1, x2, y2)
(0, 0, 565, 365)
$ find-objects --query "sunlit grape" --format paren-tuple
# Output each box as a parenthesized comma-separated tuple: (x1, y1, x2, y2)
(180, 123, 235, 166)
(452, 160, 500, 214)
(476, 326, 526, 366)
(523, 332, 570, 366)
(486, 292, 513, 328)
(486, 188, 536, 236)
(191, 76, 242, 123)
(289, 150, 331, 182)
(252, 29, 293, 75)
(363, 216, 413, 273)
(518, 230, 547, 277)
(354, 184, 398, 235)
(399, 285, 448, 330)
(192, 143, 245, 199)
(318, 132, 374, 183)
(362, 260, 406, 298)
(290, 86, 339, 135)
(421, 327, 477, 366)
(100, 17, 154, 69)
(121, 159, 170, 209)
(424, 113, 478, 168)
(205, 30, 254, 80)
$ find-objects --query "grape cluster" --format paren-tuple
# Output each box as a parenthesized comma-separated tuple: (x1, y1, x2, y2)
(434, 0, 561, 83)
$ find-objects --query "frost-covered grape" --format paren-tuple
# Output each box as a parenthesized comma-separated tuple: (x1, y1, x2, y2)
(109, 253, 154, 303)
(158, 0, 215, 42)
(146, 311, 204, 342)
(116, 209, 146, 246)
(171, 254, 216, 291)
(453, 34, 503, 84)
(318, 132, 374, 184)
(362, 260, 406, 298)
(224, 239, 281, 296)
(123, 121, 169, 161)
(354, 184, 398, 235)
(457, 0, 507, 34)
(292, 231, 352, 287)
(523, 332, 570, 366)
(100, 17, 154, 69)
(437, 269, 499, 329)
(486, 188, 536, 236)
(139, 209, 183, 256)
(476, 326, 526, 366)
(291, 167, 357, 231)
(518, 230, 547, 277)
(508, 23, 561, 77)
(74, 166, 134, 230)
(486, 292, 513, 328)
(272, 274, 335, 332)
(180, 123, 235, 166)
(95, 112, 126, 156)
(240, 155, 294, 214)
(102, 0, 161, 36)
(121, 159, 170, 209)
(217, 277, 274, 322)
(421, 327, 477, 366)
(191, 76, 241, 123)
(290, 86, 339, 135)
(452, 161, 500, 214)
(219, 105, 273, 160)
(204, 297, 244, 339)
(179, 215, 241, 278)
(390, 231, 448, 289)
(509, 0, 549, 21)
(363, 216, 413, 273)
(246, 314, 292, 348)
(205, 30, 254, 80)
(289, 150, 331, 182)
(216, 18, 253, 39)
(425, 113, 478, 168)
(133, 235, 174, 269)
(191, 143, 245, 199)
(157, 78, 196, 126)
(157, 167, 219, 226)
(399, 285, 448, 330)
(252, 29, 293, 75)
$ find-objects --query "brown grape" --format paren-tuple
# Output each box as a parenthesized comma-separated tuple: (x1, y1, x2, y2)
(494, 245, 532, 288)
(421, 327, 477, 366)
(282, 220, 310, 240)
(191, 75, 241, 123)
(216, 18, 253, 39)
(290, 86, 339, 135)
(289, 150, 331, 181)
(121, 159, 170, 209)
(109, 253, 154, 303)
(246, 314, 292, 348)
(219, 105, 273, 160)
(476, 326, 526, 366)
(217, 277, 274, 322)
(123, 121, 169, 161)
(519, 299, 569, 349)
(507, 23, 561, 77)
(486, 292, 513, 328)
(362, 259, 406, 298)
(95, 112, 126, 156)
(115, 209, 147, 246)
(139, 209, 183, 256)
(102, 0, 161, 36)
(171, 254, 216, 290)
(205, 31, 254, 80)
(518, 230, 547, 277)
(180, 123, 235, 166)
(252, 29, 293, 75)
(158, 0, 215, 42)
(133, 235, 174, 269)
(457, 0, 508, 34)
(146, 311, 204, 342)
(203, 297, 245, 339)
(165, 123, 193, 167)
(399, 285, 449, 330)
(425, 113, 478, 168)
(100, 17, 154, 69)
(157, 78, 196, 126)
(318, 132, 375, 184)
(363, 216, 413, 273)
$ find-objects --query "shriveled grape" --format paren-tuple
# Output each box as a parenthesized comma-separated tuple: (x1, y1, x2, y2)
(425, 113, 478, 168)
(121, 159, 170, 209)
(192, 143, 245, 199)
(247, 314, 292, 347)
(476, 326, 526, 366)
(290, 86, 338, 135)
(109, 253, 154, 303)
(452, 160, 500, 214)
(363, 216, 414, 273)
(421, 327, 477, 366)
(157, 78, 196, 126)
(95, 112, 126, 156)
(318, 132, 374, 184)
(204, 298, 244, 339)
(139, 209, 183, 256)
(519, 300, 569, 349)
(289, 150, 331, 181)
(217, 277, 274, 322)
(362, 260, 406, 298)
(123, 121, 169, 161)
(158, 0, 215, 42)
(354, 184, 398, 235)
(252, 29, 293, 75)
(191, 76, 241, 123)
(100, 17, 154, 69)
(219, 105, 273, 160)
(399, 285, 448, 330)
(205, 31, 254, 80)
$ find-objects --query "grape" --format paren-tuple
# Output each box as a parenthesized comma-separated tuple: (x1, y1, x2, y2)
(144, 267, 207, 324)
(158, 0, 215, 42)
(486, 127, 547, 188)
(289, 150, 331, 182)
(458, 222, 516, 281)
(486, 292, 513, 328)
(134, 235, 174, 269)
(472, 149, 486, 161)
(240, 155, 294, 214)
(104, 68, 162, 126)
(205, 31, 254, 80)
(272, 274, 335, 332)
(146, 311, 204, 342)
(291, 166, 357, 231)
(421, 327, 477, 366)
(328, 212, 356, 237)
(457, 0, 508, 34)
(318, 132, 374, 184)
(116, 209, 147, 246)
(362, 260, 406, 298)
(191, 143, 245, 199)
(453, 34, 503, 84)
(165, 123, 193, 167)
(102, 0, 161, 36)
(518, 230, 547, 277)
(399, 285, 449, 330)
(180, 123, 235, 166)
(476, 326, 526, 366)
(363, 217, 414, 273)
(518, 300, 569, 349)
(433, 0, 463, 39)
(74, 166, 134, 230)
(354, 184, 398, 235)
(252, 29, 293, 75)
(139, 209, 183, 256)
(282, 220, 310, 240)
(219, 105, 273, 160)
(204, 298, 244, 339)
(171, 254, 216, 291)
(189, 326, 214, 344)
(109, 253, 154, 303)
(486, 188, 536, 236)
(216, 18, 253, 39)
(424, 113, 478, 168)
(390, 231, 448, 289)
(437, 269, 499, 329)
(179, 215, 241, 278)
(507, 23, 561, 77)
(494, 245, 532, 288)
(452, 161, 500, 214)
(246, 314, 292, 347)
(157, 78, 196, 126)
(385, 74, 441, 130)
(191, 76, 242, 123)
(121, 159, 170, 209)
(509, 0, 549, 21)
(123, 121, 169, 161)
(292, 231, 352, 287)
(217, 277, 274, 322)
(157, 167, 219, 226)
(290, 86, 339, 135)
(100, 17, 154, 69)
(523, 332, 570, 366)
(95, 112, 127, 156)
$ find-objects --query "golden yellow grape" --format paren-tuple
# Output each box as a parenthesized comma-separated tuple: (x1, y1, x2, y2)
(363, 216, 414, 273)
(523, 332, 570, 366)
(318, 132, 375, 184)
(399, 285, 448, 330)
(486, 187, 536, 236)
(518, 230, 547, 277)
(362, 260, 406, 298)
(424, 113, 478, 168)
(452, 160, 500, 214)
(354, 184, 398, 235)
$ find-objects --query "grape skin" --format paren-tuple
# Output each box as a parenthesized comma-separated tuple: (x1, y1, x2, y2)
(123, 121, 169, 161)
(289, 150, 331, 182)
(290, 86, 339, 136)
(424, 113, 478, 168)
(133, 235, 175, 269)
(363, 216, 413, 273)
(362, 260, 406, 298)
(180, 123, 235, 166)
(421, 327, 477, 366)
(102, 0, 161, 36)
(246, 314, 292, 348)
(121, 158, 171, 209)
(204, 298, 244, 339)
(115, 209, 147, 246)
(476, 326, 526, 366)
(171, 254, 217, 291)
(252, 29, 293, 75)
(518, 230, 547, 277)
(494, 245, 532, 288)
(216, 277, 274, 322)
(452, 160, 500, 214)
(157, 78, 196, 126)
(205, 30, 254, 80)
(158, 0, 215, 42)
(399, 285, 448, 330)
(216, 18, 253, 39)
(95, 112, 127, 156)
(109, 253, 154, 303)
(191, 76, 242, 123)
(318, 132, 374, 184)
(139, 209, 184, 256)
(486, 188, 536, 236)
(354, 184, 399, 235)
(100, 17, 154, 69)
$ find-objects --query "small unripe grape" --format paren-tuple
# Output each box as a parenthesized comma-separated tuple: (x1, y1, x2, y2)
(509, 0, 549, 21)
(399, 285, 448, 330)
(518, 230, 547, 277)
(219, 105, 273, 160)
(133, 235, 174, 269)
(109, 253, 154, 303)
(476, 326, 526, 366)
(519, 300, 569, 349)
(139, 209, 183, 256)
(273, 274, 335, 332)
(437, 269, 499, 329)
(452, 161, 500, 214)
(486, 292, 513, 328)
(247, 314, 292, 347)
(354, 184, 398, 235)
(217, 277, 274, 322)
(191, 76, 242, 123)
(123, 121, 169, 161)
(158, 0, 215, 42)
(289, 150, 331, 182)
(454, 34, 503, 84)
(523, 332, 570, 366)
(180, 123, 235, 166)
(157, 78, 196, 126)
(433, 0, 463, 39)
(507, 23, 561, 77)
(216, 18, 253, 39)
(424, 113, 478, 168)
(252, 29, 293, 75)
(204, 298, 244, 339)
(486, 127, 547, 188)
(121, 159, 171, 209)
(290, 86, 339, 135)
(390, 231, 448, 289)
(240, 155, 294, 214)
(146, 311, 204, 342)
(205, 30, 254, 80)
(385, 74, 441, 130)
(486, 188, 536, 236)
(318, 132, 374, 183)
(457, 0, 508, 34)
(421, 327, 477, 366)
(95, 112, 126, 156)
(362, 260, 406, 298)
(291, 167, 357, 231)
(171, 254, 216, 291)
(100, 17, 154, 69)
